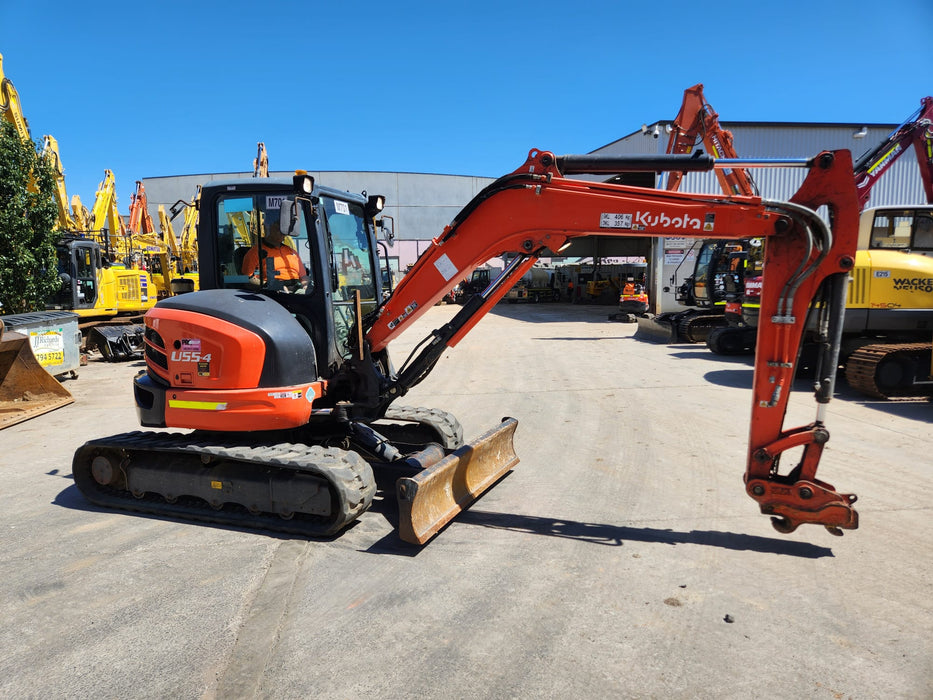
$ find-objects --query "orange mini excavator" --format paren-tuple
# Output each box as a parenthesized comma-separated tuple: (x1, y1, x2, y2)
(74, 148, 861, 543)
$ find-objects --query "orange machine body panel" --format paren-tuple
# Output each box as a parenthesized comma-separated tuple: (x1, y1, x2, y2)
(142, 306, 324, 431)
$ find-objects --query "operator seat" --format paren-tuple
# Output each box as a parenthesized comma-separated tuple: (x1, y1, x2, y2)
(234, 247, 251, 276)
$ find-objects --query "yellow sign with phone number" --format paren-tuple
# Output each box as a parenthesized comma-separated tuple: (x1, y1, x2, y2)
(29, 329, 65, 367)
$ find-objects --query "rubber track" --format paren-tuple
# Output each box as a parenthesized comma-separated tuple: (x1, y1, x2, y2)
(845, 343, 932, 399)
(72, 431, 376, 537)
(680, 313, 726, 343)
(706, 326, 756, 355)
(382, 405, 464, 450)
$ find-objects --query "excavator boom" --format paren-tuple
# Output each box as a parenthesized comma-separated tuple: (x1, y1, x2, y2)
(368, 149, 860, 536)
(42, 135, 78, 231)
(0, 53, 31, 142)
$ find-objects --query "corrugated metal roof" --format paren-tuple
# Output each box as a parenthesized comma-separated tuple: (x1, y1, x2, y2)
(593, 122, 926, 207)
(593, 120, 931, 313)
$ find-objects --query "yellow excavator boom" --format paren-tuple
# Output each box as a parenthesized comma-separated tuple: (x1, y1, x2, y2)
(0, 53, 32, 142)
(42, 135, 78, 231)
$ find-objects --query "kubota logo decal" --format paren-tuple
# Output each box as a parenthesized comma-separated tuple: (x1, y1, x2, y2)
(600, 211, 708, 231)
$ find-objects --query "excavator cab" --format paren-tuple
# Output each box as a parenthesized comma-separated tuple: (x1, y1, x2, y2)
(51, 238, 103, 310)
(691, 240, 745, 307)
(199, 178, 384, 376)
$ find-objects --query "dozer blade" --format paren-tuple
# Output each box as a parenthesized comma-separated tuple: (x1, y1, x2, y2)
(634, 314, 679, 343)
(396, 417, 519, 545)
(0, 328, 74, 430)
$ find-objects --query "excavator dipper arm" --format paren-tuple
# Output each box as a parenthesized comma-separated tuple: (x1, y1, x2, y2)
(367, 148, 861, 535)
(853, 96, 933, 206)
(665, 83, 758, 197)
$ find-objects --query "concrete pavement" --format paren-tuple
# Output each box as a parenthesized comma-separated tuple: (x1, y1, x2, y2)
(1, 303, 929, 699)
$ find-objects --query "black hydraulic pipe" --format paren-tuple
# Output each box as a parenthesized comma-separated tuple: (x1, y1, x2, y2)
(551, 153, 715, 175)
(813, 272, 850, 405)
(393, 256, 531, 393)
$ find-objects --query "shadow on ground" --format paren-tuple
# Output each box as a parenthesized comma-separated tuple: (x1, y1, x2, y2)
(449, 510, 835, 558)
(53, 469, 836, 560)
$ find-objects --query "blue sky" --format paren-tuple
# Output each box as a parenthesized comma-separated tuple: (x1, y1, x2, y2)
(2, 0, 931, 209)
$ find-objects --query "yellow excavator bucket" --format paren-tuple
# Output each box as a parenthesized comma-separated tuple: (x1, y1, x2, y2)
(397, 417, 519, 544)
(0, 321, 74, 429)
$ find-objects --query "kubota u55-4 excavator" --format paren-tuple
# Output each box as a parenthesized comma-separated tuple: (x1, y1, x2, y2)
(73, 148, 862, 544)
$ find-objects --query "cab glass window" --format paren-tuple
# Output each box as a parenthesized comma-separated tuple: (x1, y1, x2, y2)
(912, 213, 933, 250)
(215, 194, 314, 291)
(72, 246, 98, 305)
(321, 196, 377, 359)
(693, 242, 716, 301)
(868, 210, 933, 250)
(322, 197, 376, 302)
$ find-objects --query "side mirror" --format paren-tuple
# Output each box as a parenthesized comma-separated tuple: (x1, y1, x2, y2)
(279, 199, 299, 236)
(376, 215, 396, 244)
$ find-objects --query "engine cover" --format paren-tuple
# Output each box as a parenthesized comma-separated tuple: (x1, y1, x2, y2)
(136, 290, 323, 431)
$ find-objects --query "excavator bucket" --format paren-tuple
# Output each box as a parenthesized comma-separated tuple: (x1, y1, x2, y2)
(0, 323, 74, 429)
(397, 417, 519, 544)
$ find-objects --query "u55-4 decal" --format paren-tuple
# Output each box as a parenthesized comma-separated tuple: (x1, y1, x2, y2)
(172, 339, 210, 363)
(171, 350, 212, 363)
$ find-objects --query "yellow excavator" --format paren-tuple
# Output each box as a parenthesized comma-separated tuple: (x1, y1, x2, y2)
(3, 52, 158, 360)
(125, 180, 200, 299)
(58, 171, 157, 318)
(158, 186, 201, 288)
(52, 169, 158, 362)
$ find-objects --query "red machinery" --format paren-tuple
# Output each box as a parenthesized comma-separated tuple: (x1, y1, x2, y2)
(737, 98, 933, 397)
(636, 84, 760, 344)
(666, 83, 757, 196)
(853, 96, 933, 208)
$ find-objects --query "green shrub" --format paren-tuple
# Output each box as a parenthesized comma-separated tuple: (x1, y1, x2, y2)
(0, 120, 60, 314)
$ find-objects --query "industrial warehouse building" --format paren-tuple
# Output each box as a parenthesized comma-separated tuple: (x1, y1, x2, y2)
(141, 118, 927, 311)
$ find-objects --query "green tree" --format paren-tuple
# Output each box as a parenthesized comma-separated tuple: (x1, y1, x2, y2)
(0, 120, 60, 315)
